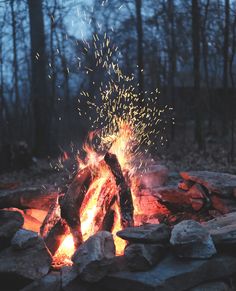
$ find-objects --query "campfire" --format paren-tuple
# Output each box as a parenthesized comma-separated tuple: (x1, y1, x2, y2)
(32, 119, 167, 268)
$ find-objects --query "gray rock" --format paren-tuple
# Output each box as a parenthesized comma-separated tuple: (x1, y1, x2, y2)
(189, 281, 232, 291)
(203, 212, 236, 245)
(124, 243, 165, 271)
(72, 231, 115, 282)
(0, 236, 52, 280)
(20, 272, 61, 291)
(180, 171, 236, 197)
(100, 253, 236, 291)
(117, 223, 170, 243)
(61, 266, 79, 288)
(11, 229, 38, 250)
(0, 187, 58, 210)
(0, 210, 24, 250)
(170, 220, 216, 258)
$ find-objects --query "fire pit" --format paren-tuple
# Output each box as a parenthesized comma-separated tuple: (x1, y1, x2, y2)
(1, 154, 236, 290)
(41, 120, 170, 268)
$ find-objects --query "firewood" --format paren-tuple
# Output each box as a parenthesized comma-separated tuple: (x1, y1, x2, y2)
(44, 218, 70, 255)
(40, 199, 61, 238)
(59, 166, 92, 248)
(101, 209, 115, 232)
(104, 152, 134, 228)
(92, 179, 117, 231)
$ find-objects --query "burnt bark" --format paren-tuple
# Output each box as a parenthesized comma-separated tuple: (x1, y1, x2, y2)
(104, 152, 134, 228)
(59, 166, 92, 248)
(44, 218, 69, 255)
(40, 199, 60, 238)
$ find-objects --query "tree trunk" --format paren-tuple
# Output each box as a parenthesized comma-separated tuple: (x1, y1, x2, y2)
(230, 15, 236, 161)
(222, 0, 230, 137)
(135, 0, 144, 104)
(192, 0, 204, 149)
(10, 0, 20, 124)
(167, 0, 176, 141)
(28, 0, 51, 156)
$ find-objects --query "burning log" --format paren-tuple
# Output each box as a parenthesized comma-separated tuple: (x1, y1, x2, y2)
(93, 179, 117, 232)
(59, 167, 92, 248)
(44, 218, 70, 255)
(40, 199, 61, 238)
(104, 152, 134, 228)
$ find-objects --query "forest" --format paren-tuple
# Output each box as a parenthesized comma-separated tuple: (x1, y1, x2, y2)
(0, 0, 236, 169)
(1, 2, 236, 290)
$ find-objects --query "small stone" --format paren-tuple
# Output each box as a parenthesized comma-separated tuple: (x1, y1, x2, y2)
(0, 210, 24, 250)
(72, 231, 115, 282)
(117, 223, 170, 243)
(11, 229, 38, 250)
(124, 243, 165, 271)
(170, 220, 216, 258)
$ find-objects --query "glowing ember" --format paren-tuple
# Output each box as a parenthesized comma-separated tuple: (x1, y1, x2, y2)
(53, 234, 75, 267)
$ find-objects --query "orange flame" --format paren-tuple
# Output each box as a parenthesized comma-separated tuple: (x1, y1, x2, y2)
(54, 120, 146, 264)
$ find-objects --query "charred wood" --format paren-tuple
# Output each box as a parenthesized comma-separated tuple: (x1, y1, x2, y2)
(44, 218, 70, 255)
(59, 166, 92, 248)
(104, 152, 134, 228)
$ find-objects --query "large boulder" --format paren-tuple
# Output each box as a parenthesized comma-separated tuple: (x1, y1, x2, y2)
(170, 220, 216, 258)
(117, 224, 170, 244)
(124, 243, 165, 271)
(72, 231, 115, 282)
(0, 210, 24, 250)
(100, 253, 236, 291)
(202, 212, 236, 246)
(0, 235, 52, 281)
(180, 171, 236, 197)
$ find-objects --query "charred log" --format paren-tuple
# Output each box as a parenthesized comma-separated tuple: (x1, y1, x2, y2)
(93, 179, 117, 231)
(59, 166, 92, 248)
(44, 218, 70, 255)
(104, 152, 134, 228)
(101, 209, 115, 232)
(40, 199, 61, 238)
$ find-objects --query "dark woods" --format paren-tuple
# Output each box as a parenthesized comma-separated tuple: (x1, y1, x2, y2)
(0, 0, 236, 161)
